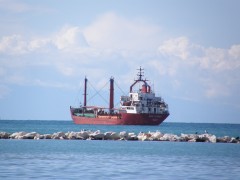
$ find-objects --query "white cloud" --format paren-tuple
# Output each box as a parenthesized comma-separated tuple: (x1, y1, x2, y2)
(0, 12, 240, 103)
(53, 26, 88, 50)
(0, 34, 52, 55)
(0, 34, 28, 54)
(157, 36, 240, 73)
(0, 12, 161, 56)
(158, 37, 191, 60)
(229, 45, 240, 59)
(148, 60, 177, 77)
(0, 27, 89, 55)
(156, 36, 240, 99)
(28, 38, 51, 52)
(83, 12, 161, 51)
(197, 46, 240, 73)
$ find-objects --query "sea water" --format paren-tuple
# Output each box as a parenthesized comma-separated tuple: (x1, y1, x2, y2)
(1, 120, 240, 137)
(0, 120, 240, 180)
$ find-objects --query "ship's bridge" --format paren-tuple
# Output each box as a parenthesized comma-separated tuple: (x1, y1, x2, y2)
(129, 92, 156, 101)
(119, 67, 169, 115)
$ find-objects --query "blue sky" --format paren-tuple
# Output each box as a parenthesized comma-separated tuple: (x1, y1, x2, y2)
(0, 0, 240, 123)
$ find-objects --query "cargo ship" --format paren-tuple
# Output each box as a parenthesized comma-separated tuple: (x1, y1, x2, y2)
(70, 67, 169, 125)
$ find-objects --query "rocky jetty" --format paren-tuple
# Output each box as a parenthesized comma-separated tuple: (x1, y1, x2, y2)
(0, 131, 239, 143)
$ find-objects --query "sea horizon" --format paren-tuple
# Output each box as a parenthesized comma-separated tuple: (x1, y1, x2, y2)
(1, 119, 239, 125)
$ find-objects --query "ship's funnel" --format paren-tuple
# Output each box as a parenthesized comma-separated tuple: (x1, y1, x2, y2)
(142, 84, 147, 93)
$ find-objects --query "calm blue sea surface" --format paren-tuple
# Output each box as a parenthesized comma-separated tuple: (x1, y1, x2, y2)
(0, 120, 240, 179)
(0, 120, 240, 137)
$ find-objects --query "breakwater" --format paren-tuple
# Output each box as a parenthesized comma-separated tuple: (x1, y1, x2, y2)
(0, 130, 239, 143)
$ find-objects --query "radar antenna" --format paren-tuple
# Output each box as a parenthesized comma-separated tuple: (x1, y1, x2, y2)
(130, 66, 149, 92)
(137, 66, 144, 80)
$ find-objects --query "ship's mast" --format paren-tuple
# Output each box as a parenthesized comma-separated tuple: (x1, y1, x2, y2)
(109, 77, 114, 114)
(83, 77, 87, 107)
(130, 66, 149, 93)
(137, 66, 144, 81)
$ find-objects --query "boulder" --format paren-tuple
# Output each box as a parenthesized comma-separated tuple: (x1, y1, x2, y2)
(89, 130, 104, 140)
(217, 136, 231, 143)
(10, 132, 27, 139)
(181, 133, 198, 142)
(51, 132, 67, 139)
(23, 132, 39, 139)
(0, 132, 10, 139)
(127, 132, 138, 141)
(109, 132, 120, 140)
(137, 132, 152, 141)
(197, 134, 210, 142)
(200, 133, 217, 143)
(76, 131, 90, 140)
(43, 134, 52, 139)
(119, 131, 128, 140)
(188, 139, 196, 142)
(34, 134, 44, 140)
(208, 134, 217, 143)
(230, 137, 239, 143)
(104, 132, 112, 140)
(66, 132, 78, 140)
(151, 131, 164, 141)
(160, 133, 179, 141)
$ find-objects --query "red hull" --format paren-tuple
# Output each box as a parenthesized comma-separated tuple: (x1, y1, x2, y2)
(71, 111, 169, 125)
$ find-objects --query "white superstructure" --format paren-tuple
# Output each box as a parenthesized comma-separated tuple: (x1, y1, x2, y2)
(119, 67, 169, 115)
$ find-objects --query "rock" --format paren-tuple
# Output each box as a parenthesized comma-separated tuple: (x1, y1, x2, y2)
(1, 130, 239, 143)
(151, 131, 164, 141)
(34, 134, 44, 140)
(208, 135, 217, 143)
(0, 132, 10, 139)
(104, 132, 112, 140)
(181, 133, 198, 142)
(10, 132, 27, 139)
(107, 132, 120, 140)
(137, 132, 144, 141)
(224, 136, 232, 143)
(160, 134, 179, 141)
(188, 139, 196, 142)
(137, 132, 152, 141)
(52, 132, 67, 139)
(43, 134, 52, 139)
(23, 132, 39, 139)
(89, 130, 104, 140)
(230, 137, 238, 143)
(66, 132, 78, 140)
(127, 132, 138, 141)
(76, 131, 90, 140)
(217, 136, 231, 143)
(197, 134, 211, 142)
(119, 131, 128, 140)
